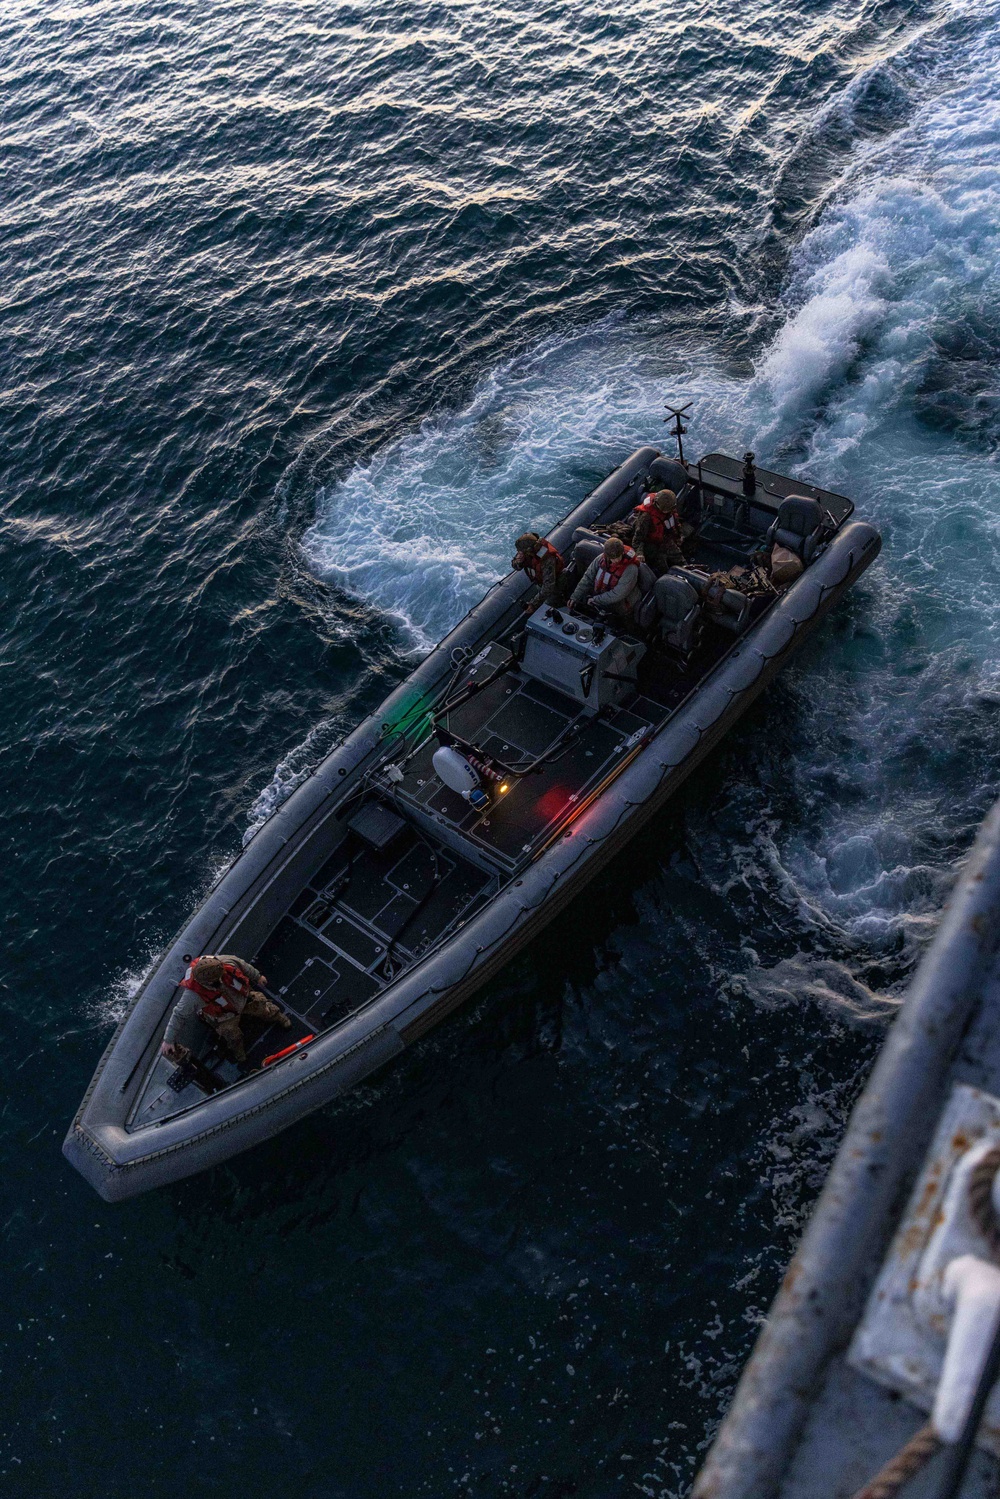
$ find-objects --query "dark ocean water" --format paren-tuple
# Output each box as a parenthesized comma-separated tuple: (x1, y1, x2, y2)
(4, 1, 1000, 1495)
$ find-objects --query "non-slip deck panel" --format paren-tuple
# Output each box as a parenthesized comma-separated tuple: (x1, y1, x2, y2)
(398, 677, 655, 863)
(394, 861, 488, 953)
(485, 692, 572, 757)
(320, 912, 383, 968)
(251, 918, 379, 1028)
(483, 717, 625, 858)
(254, 822, 494, 1022)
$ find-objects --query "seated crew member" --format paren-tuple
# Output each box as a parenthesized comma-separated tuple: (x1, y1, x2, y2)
(569, 536, 640, 619)
(630, 489, 684, 574)
(161, 953, 291, 1067)
(512, 530, 566, 610)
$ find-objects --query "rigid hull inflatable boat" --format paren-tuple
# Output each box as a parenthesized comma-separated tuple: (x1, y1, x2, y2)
(64, 443, 881, 1200)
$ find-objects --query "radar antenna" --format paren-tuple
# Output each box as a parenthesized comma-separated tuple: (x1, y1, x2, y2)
(663, 402, 693, 465)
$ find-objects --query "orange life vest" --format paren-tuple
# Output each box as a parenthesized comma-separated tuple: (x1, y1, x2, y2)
(180, 957, 252, 1019)
(522, 538, 564, 586)
(633, 495, 679, 547)
(594, 546, 639, 596)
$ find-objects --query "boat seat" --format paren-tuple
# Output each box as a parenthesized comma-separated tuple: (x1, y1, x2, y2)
(659, 565, 749, 635)
(708, 587, 750, 634)
(645, 457, 702, 527)
(668, 564, 711, 595)
(655, 574, 701, 655)
(570, 534, 603, 572)
(765, 495, 825, 563)
(633, 565, 660, 631)
(634, 590, 657, 632)
(645, 456, 689, 494)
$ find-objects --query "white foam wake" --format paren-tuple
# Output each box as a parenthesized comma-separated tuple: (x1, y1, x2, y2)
(301, 326, 752, 651)
(736, 1, 1000, 976)
(298, 3, 1000, 992)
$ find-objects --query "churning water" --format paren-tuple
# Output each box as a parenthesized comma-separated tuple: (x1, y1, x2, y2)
(3, 0, 1000, 1495)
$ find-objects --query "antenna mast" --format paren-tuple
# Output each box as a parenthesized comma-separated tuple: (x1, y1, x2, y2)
(663, 402, 693, 465)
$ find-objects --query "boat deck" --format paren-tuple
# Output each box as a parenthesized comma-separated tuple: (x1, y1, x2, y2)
(265, 828, 495, 1010)
(394, 673, 663, 867)
(129, 823, 497, 1126)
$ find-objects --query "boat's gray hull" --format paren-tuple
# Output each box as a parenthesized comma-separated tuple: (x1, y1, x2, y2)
(64, 451, 880, 1201)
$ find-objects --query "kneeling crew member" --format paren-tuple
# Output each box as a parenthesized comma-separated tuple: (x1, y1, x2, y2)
(161, 954, 291, 1066)
(632, 489, 684, 574)
(570, 537, 640, 619)
(512, 531, 565, 610)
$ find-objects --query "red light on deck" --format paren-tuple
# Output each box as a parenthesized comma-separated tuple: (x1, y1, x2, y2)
(535, 786, 573, 823)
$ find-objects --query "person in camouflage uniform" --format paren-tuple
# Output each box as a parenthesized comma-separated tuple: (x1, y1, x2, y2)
(161, 953, 291, 1066)
(511, 530, 566, 610)
(630, 489, 685, 574)
(569, 536, 641, 619)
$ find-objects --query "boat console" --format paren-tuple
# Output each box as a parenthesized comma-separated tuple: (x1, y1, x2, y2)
(521, 606, 646, 713)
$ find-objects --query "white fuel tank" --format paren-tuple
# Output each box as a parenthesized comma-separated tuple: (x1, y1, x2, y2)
(432, 746, 487, 806)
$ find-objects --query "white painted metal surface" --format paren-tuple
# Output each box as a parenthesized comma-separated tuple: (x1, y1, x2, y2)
(849, 1085, 1000, 1455)
(935, 1256, 1000, 1443)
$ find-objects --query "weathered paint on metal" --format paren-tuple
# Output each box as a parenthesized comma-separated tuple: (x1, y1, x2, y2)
(692, 800, 1000, 1499)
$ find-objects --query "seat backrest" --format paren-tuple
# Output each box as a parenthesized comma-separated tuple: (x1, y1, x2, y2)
(632, 560, 660, 631)
(655, 575, 700, 655)
(775, 494, 823, 537)
(655, 574, 699, 623)
(646, 456, 701, 526)
(669, 565, 710, 596)
(571, 537, 603, 574)
(634, 587, 658, 632)
(571, 525, 603, 548)
(646, 456, 689, 495)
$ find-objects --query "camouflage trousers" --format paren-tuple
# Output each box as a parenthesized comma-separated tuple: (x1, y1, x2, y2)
(643, 542, 686, 575)
(203, 992, 286, 1064)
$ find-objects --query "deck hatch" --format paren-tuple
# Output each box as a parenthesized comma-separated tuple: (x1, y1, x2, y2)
(347, 800, 407, 850)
